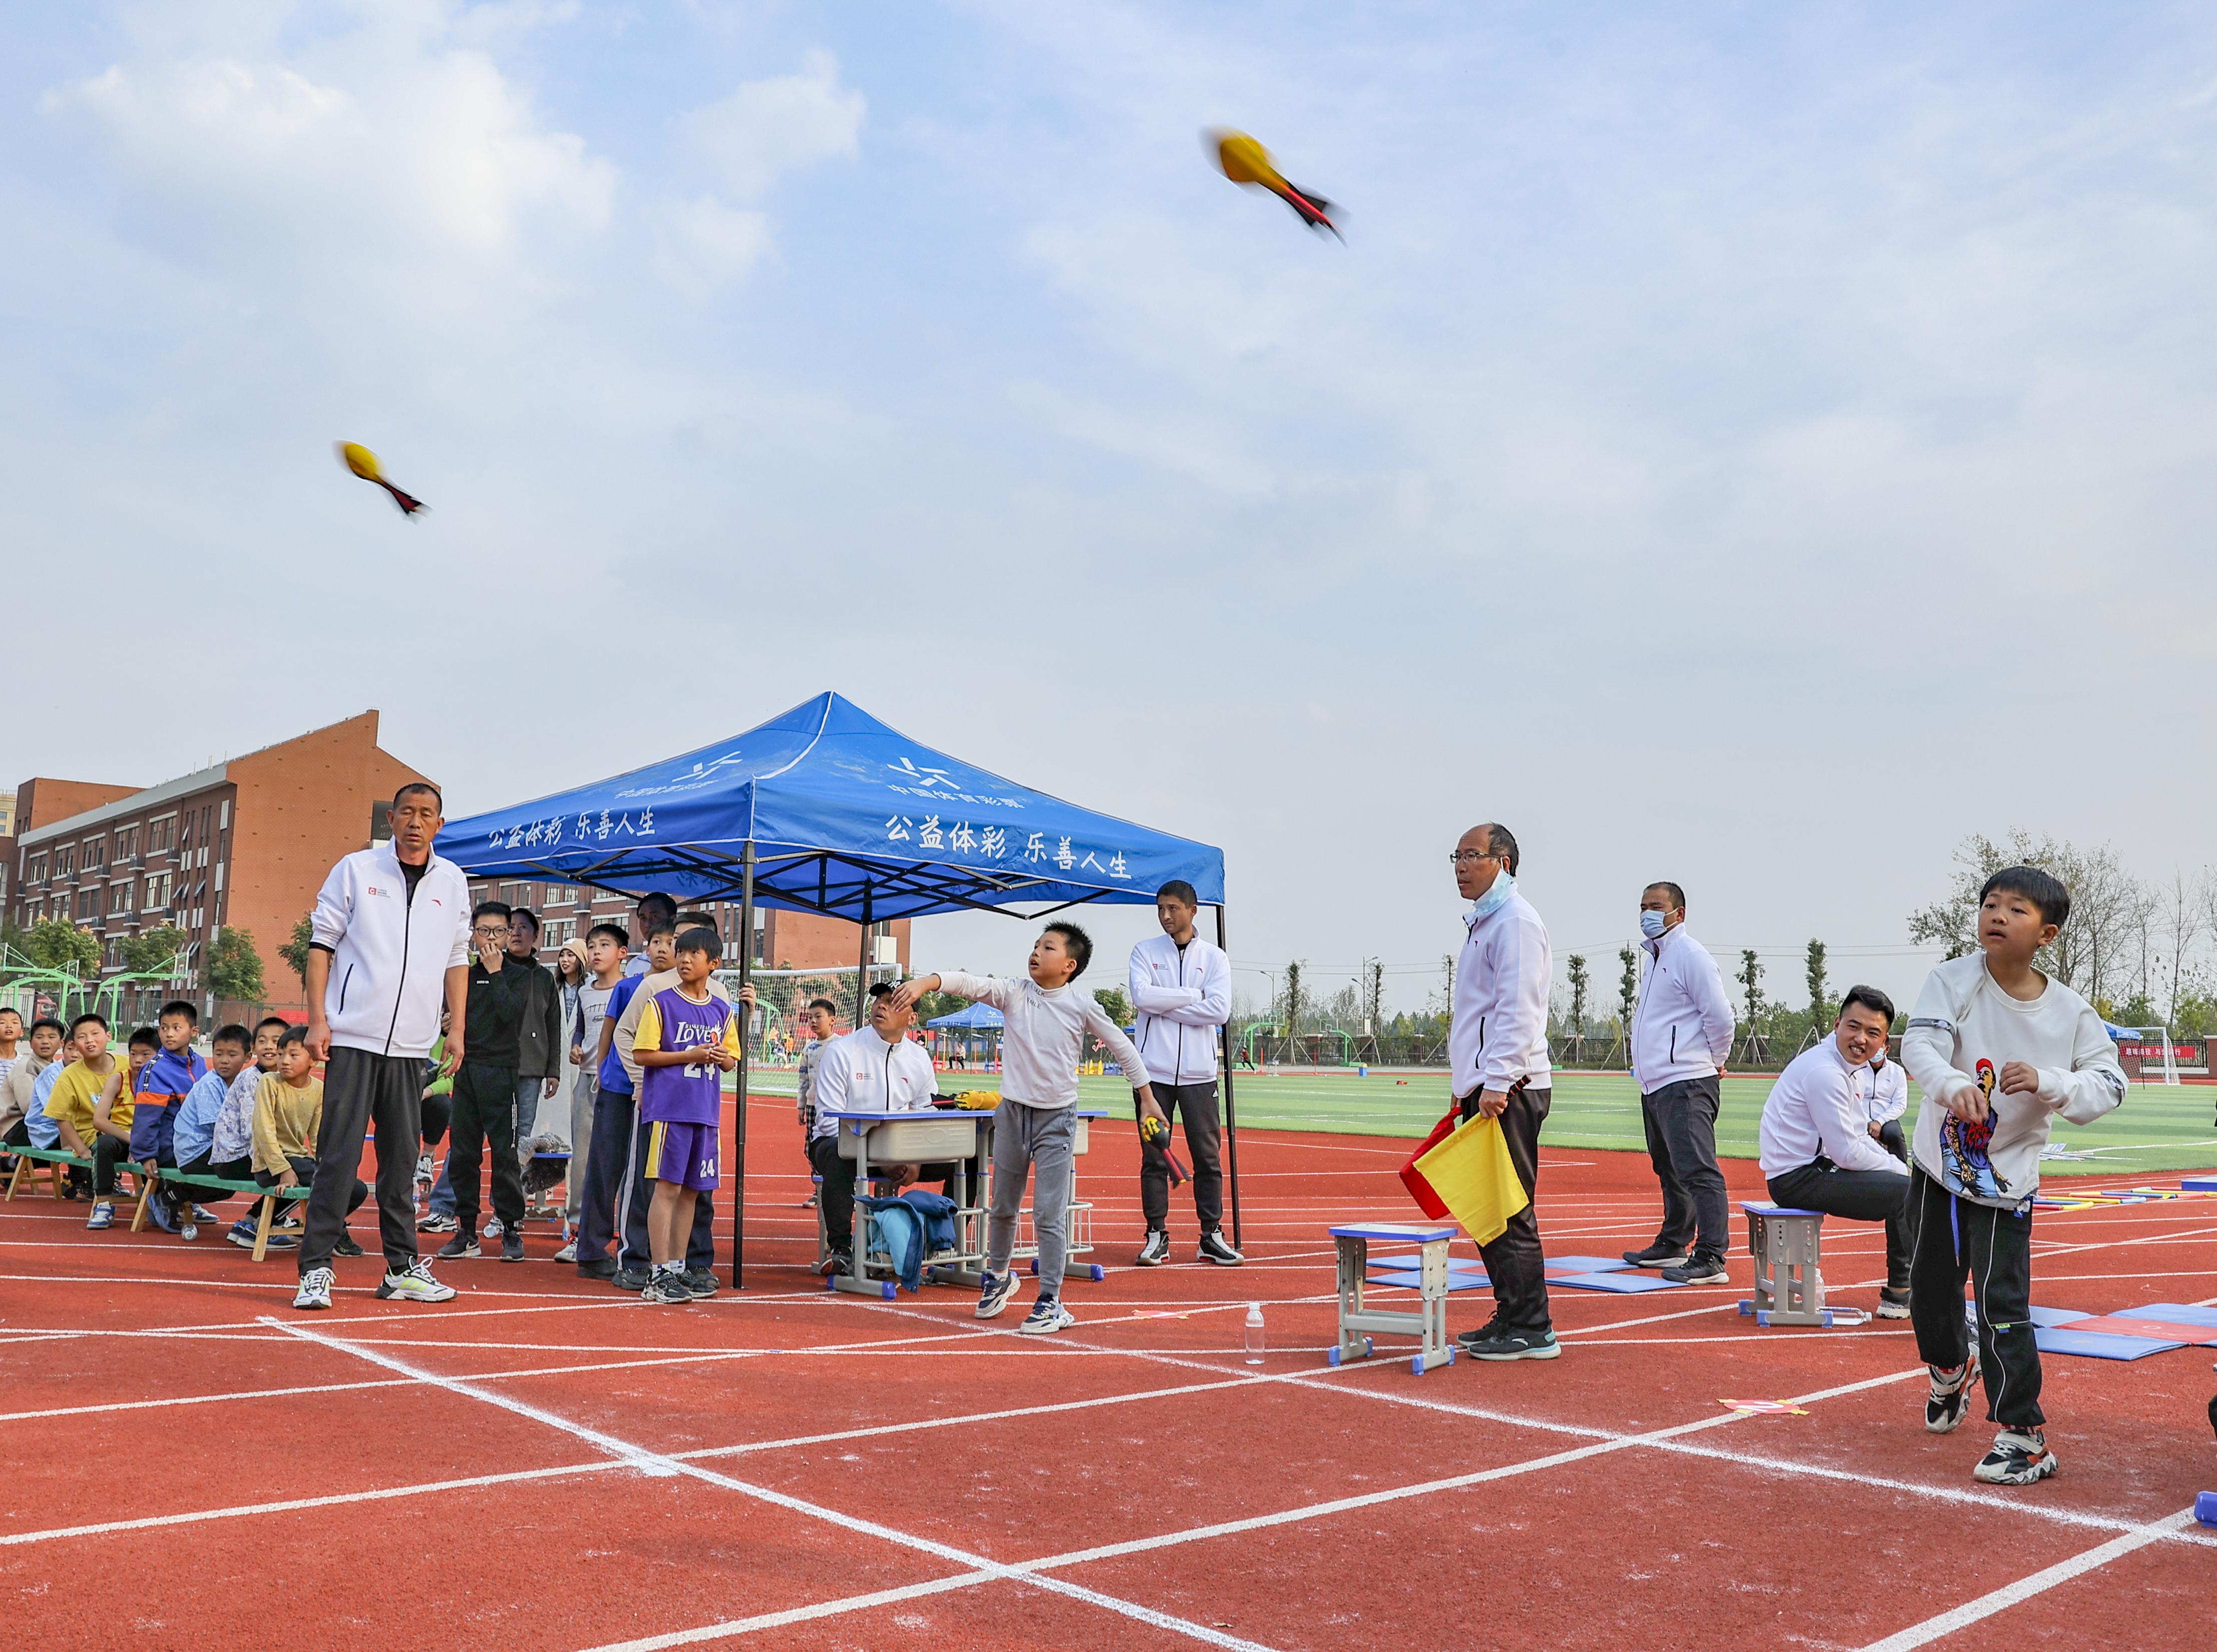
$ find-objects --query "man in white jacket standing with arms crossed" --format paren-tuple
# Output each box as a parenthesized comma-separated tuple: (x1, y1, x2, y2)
(1128, 880, 1238, 1268)
(295, 782, 473, 1311)
(1622, 882, 1738, 1285)
(1447, 823, 1561, 1362)
(890, 921, 1160, 1336)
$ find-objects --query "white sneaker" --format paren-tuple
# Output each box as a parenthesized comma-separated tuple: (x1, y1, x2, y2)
(376, 1258, 458, 1303)
(293, 1267, 335, 1311)
(553, 1242, 577, 1264)
(1018, 1297, 1076, 1336)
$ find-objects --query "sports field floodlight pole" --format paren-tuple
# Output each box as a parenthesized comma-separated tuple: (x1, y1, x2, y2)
(730, 840, 756, 1291)
(1216, 903, 1243, 1252)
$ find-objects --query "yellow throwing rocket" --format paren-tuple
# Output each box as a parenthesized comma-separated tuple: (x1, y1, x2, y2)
(336, 442, 426, 516)
(1208, 129, 1341, 240)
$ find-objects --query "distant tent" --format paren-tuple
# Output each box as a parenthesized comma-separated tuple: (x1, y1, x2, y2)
(927, 1002, 1005, 1030)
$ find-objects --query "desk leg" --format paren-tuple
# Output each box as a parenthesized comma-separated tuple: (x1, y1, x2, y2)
(1331, 1235, 1373, 1365)
(1416, 1237, 1454, 1372)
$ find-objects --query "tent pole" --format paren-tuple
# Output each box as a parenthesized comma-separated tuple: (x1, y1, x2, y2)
(731, 841, 755, 1291)
(1216, 903, 1242, 1252)
(856, 886, 874, 1026)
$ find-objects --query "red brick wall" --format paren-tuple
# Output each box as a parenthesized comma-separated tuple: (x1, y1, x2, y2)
(760, 908, 911, 972)
(16, 777, 141, 833)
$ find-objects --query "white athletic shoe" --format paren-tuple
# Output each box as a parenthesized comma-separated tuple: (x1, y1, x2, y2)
(377, 1258, 458, 1303)
(1018, 1297, 1076, 1336)
(292, 1267, 335, 1311)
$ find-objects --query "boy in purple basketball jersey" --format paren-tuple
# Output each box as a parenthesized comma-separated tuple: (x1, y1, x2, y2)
(631, 926, 741, 1305)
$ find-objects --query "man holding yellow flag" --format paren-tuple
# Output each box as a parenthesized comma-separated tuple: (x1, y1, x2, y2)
(1445, 823, 1560, 1362)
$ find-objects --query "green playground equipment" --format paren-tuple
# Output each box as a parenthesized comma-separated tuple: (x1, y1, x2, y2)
(0, 943, 193, 1030)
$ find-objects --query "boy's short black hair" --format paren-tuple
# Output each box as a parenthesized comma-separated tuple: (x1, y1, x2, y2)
(158, 1000, 199, 1025)
(1980, 865, 2070, 931)
(808, 997, 839, 1015)
(1043, 921, 1093, 980)
(1644, 881, 1686, 912)
(127, 1026, 160, 1051)
(676, 912, 717, 934)
(255, 1016, 292, 1038)
(212, 1023, 253, 1050)
(587, 923, 628, 949)
(1156, 880, 1198, 907)
(646, 920, 677, 941)
(473, 899, 512, 924)
(0, 1007, 20, 1023)
(676, 925, 722, 959)
(509, 907, 539, 935)
(68, 1012, 109, 1036)
(28, 1016, 64, 1038)
(1839, 985, 1896, 1026)
(278, 1023, 309, 1049)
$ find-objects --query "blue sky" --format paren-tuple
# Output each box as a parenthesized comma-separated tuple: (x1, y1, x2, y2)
(7, 3, 2216, 1016)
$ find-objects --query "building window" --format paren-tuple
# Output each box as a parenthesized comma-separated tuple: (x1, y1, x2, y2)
(111, 882, 133, 915)
(26, 853, 45, 883)
(85, 838, 105, 871)
(57, 847, 74, 877)
(77, 889, 98, 920)
(150, 814, 175, 853)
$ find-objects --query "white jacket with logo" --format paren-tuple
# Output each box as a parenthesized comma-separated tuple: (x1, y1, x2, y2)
(1127, 933, 1230, 1085)
(309, 843, 474, 1060)
(1448, 890, 1553, 1097)
(809, 1027, 939, 1143)
(1630, 925, 1737, 1093)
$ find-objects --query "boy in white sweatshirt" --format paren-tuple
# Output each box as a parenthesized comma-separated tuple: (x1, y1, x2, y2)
(1900, 865, 2125, 1486)
(891, 923, 1161, 1335)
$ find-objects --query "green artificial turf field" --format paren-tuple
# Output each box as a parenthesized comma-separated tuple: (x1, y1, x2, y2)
(749, 1065, 2217, 1178)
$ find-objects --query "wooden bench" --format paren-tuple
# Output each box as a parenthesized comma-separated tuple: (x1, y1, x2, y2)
(127, 1165, 310, 1261)
(3, 1146, 148, 1205)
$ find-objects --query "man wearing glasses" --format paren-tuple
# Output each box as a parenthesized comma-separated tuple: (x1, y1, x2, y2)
(1446, 824, 1561, 1361)
(435, 901, 533, 1263)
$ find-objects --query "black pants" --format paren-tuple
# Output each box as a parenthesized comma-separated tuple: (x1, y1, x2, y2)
(1906, 1166, 2043, 1429)
(1877, 1119, 1907, 1161)
(1640, 1075, 1727, 1262)
(808, 1133, 970, 1259)
(576, 1084, 634, 1266)
(305, 1047, 425, 1275)
(450, 1060, 526, 1236)
(420, 1091, 451, 1147)
(173, 1152, 247, 1206)
(622, 1103, 714, 1270)
(1766, 1158, 1911, 1293)
(1135, 1081, 1224, 1232)
(260, 1153, 366, 1216)
(93, 1133, 135, 1195)
(1458, 1084, 1553, 1333)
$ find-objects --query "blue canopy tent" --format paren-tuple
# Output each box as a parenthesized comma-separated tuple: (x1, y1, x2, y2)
(926, 1003, 1006, 1029)
(436, 692, 1236, 1287)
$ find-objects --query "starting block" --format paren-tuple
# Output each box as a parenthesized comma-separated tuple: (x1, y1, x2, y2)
(1737, 1202, 1866, 1328)
(1327, 1222, 1458, 1374)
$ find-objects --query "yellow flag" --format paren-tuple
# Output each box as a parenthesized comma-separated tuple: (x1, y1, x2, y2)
(1412, 1113, 1529, 1248)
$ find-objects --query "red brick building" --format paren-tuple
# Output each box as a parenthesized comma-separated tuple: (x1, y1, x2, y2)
(473, 876, 909, 979)
(9, 712, 434, 1002)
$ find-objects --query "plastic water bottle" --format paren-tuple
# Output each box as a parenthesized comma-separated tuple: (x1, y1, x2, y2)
(1243, 1303, 1266, 1365)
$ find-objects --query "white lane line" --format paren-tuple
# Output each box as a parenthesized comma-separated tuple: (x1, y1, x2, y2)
(262, 1317, 1285, 1652)
(1857, 1509, 2200, 1650)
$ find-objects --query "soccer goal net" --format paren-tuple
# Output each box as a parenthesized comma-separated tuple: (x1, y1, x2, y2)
(2109, 1027, 2182, 1085)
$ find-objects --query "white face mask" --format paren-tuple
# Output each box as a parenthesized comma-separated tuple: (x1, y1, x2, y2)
(1469, 870, 1517, 922)
(1639, 909, 1669, 940)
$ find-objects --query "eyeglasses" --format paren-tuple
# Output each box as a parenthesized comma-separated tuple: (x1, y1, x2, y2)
(1448, 850, 1503, 866)
(473, 925, 511, 940)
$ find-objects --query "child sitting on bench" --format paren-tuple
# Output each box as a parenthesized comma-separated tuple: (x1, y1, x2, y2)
(47, 1016, 133, 1227)
(114, 1002, 210, 1237)
(217, 1020, 290, 1249)
(169, 1024, 255, 1237)
(251, 1026, 366, 1262)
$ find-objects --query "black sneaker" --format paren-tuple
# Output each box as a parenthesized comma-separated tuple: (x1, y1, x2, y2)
(1135, 1230, 1170, 1267)
(577, 1257, 617, 1281)
(1926, 1353, 1980, 1434)
(1623, 1242, 1688, 1269)
(1876, 1287, 1911, 1320)
(436, 1233, 481, 1260)
(681, 1266, 719, 1300)
(501, 1232, 525, 1263)
(1462, 1328, 1561, 1361)
(818, 1251, 854, 1277)
(1973, 1428, 2057, 1485)
(613, 1264, 651, 1292)
(1197, 1229, 1244, 1266)
(1454, 1317, 1505, 1350)
(1661, 1255, 1728, 1285)
(333, 1236, 365, 1259)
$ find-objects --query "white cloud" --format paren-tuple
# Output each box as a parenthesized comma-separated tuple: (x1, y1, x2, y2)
(679, 49, 864, 199)
(653, 194, 772, 294)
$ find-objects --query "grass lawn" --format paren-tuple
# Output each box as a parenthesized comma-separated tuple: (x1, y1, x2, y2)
(748, 1064, 2217, 1178)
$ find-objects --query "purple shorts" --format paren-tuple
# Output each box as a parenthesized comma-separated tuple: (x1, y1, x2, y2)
(645, 1120, 720, 1191)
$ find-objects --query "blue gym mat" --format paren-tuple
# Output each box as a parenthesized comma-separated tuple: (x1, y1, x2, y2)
(2119, 1302, 2217, 1328)
(1368, 1270, 1490, 1293)
(2034, 1327, 2181, 1360)
(1963, 1303, 2088, 1329)
(2180, 1178, 2217, 1192)
(1550, 1271, 1684, 1293)
(1543, 1256, 1635, 1274)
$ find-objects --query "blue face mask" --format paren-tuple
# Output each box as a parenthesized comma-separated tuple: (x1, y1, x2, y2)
(1469, 870, 1516, 922)
(1639, 909, 1669, 940)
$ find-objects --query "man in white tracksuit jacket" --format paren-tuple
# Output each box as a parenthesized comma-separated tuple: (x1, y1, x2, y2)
(1128, 879, 1237, 1267)
(1623, 882, 1737, 1284)
(298, 783, 473, 1311)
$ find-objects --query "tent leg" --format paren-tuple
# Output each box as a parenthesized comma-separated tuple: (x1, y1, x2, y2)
(732, 842, 755, 1292)
(1217, 904, 1242, 1253)
(856, 888, 873, 1027)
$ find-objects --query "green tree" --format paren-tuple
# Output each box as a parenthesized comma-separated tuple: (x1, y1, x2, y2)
(118, 926, 188, 977)
(204, 926, 264, 1002)
(1566, 954, 1589, 1051)
(1738, 949, 1765, 1024)
(1091, 986, 1134, 1028)
(1804, 939, 1830, 1027)
(1282, 960, 1304, 1035)
(19, 919, 101, 975)
(279, 915, 315, 987)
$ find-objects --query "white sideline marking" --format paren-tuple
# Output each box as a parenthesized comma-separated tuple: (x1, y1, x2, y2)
(263, 1317, 1286, 1652)
(1858, 1509, 2199, 1650)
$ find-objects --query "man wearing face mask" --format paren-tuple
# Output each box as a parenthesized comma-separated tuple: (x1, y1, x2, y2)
(1446, 823, 1560, 1362)
(1623, 882, 1738, 1286)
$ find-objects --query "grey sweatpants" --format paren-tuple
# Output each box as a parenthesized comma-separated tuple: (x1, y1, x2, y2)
(565, 1068, 599, 1220)
(986, 1101, 1077, 1296)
